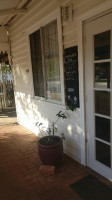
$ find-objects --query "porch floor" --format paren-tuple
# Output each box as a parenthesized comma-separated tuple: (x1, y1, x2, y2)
(0, 124, 111, 200)
(0, 107, 17, 126)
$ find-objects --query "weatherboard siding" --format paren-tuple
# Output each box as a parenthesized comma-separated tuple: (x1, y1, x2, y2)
(9, 0, 106, 163)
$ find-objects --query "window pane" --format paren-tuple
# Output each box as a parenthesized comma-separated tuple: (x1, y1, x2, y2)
(94, 62, 110, 89)
(95, 116, 110, 142)
(42, 20, 61, 101)
(95, 91, 110, 116)
(96, 140, 111, 167)
(30, 30, 44, 97)
(94, 31, 110, 60)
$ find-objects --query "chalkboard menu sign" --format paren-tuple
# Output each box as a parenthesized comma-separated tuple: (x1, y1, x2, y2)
(64, 46, 79, 110)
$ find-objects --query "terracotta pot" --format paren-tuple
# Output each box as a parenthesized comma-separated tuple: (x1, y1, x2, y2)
(37, 136, 63, 166)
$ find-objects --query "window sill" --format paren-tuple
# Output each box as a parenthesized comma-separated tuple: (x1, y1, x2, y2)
(31, 97, 67, 110)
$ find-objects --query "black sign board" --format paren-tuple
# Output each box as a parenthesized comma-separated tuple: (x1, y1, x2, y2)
(64, 46, 79, 109)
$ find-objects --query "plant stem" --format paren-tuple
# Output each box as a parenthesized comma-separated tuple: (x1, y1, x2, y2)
(53, 118, 59, 125)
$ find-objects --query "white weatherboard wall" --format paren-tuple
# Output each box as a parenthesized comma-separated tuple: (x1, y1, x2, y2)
(9, 0, 106, 163)
(0, 27, 10, 53)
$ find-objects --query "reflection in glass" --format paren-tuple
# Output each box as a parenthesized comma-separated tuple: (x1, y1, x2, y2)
(95, 116, 110, 142)
(95, 91, 110, 116)
(30, 30, 44, 97)
(94, 62, 110, 89)
(94, 31, 110, 60)
(43, 20, 61, 101)
(96, 140, 111, 167)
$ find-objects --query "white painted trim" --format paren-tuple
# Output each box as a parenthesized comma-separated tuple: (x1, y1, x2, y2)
(26, 35, 34, 99)
(78, 0, 112, 166)
(31, 98, 67, 110)
(0, 42, 10, 54)
(26, 7, 65, 106)
(78, 20, 86, 166)
(78, 0, 112, 21)
(26, 7, 61, 34)
(57, 7, 65, 105)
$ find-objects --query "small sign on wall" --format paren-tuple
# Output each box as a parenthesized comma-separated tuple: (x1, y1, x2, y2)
(62, 3, 73, 24)
(64, 46, 79, 110)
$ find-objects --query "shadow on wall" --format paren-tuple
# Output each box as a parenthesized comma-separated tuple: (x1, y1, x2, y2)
(15, 91, 81, 141)
(13, 60, 81, 160)
(12, 53, 81, 138)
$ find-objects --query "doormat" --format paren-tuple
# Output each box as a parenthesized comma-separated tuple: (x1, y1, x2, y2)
(70, 175, 112, 200)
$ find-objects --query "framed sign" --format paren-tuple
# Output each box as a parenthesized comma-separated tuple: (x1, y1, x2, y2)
(64, 46, 79, 110)
(62, 3, 73, 24)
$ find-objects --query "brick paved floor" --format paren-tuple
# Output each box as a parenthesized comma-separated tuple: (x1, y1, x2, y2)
(0, 124, 111, 200)
(0, 107, 17, 126)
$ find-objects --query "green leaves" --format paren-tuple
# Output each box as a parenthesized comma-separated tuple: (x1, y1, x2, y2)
(68, 103, 76, 111)
(56, 111, 66, 119)
(0, 62, 11, 74)
(61, 133, 65, 140)
(47, 128, 51, 135)
(36, 110, 66, 140)
(54, 127, 57, 132)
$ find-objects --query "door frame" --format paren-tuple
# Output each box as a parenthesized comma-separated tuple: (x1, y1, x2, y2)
(78, 1, 112, 166)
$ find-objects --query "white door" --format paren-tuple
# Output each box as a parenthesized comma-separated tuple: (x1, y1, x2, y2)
(85, 12, 112, 181)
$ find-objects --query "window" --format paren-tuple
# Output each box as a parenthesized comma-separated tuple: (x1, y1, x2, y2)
(30, 20, 61, 101)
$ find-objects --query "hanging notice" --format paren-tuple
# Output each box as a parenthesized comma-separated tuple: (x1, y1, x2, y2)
(64, 46, 79, 109)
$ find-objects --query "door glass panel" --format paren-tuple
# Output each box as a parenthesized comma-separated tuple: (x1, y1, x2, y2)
(95, 91, 110, 116)
(94, 62, 110, 89)
(94, 31, 110, 60)
(96, 140, 111, 167)
(95, 116, 110, 142)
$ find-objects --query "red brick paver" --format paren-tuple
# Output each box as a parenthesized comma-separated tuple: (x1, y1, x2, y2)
(0, 124, 111, 200)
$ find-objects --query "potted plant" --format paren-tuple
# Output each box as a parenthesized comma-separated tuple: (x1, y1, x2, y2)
(36, 111, 66, 166)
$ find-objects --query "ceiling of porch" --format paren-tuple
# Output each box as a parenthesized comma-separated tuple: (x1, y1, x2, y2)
(0, 0, 30, 26)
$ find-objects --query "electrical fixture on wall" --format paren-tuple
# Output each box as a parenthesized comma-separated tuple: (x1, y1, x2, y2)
(62, 3, 73, 24)
(26, 69, 29, 73)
